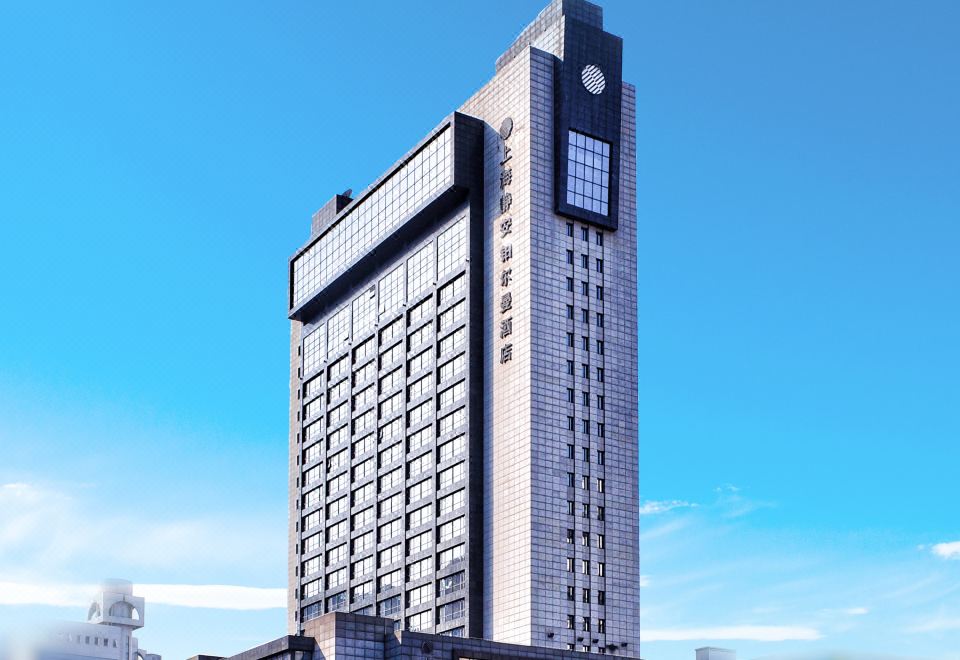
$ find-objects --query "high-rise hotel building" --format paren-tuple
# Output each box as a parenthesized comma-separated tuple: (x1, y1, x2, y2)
(286, 0, 638, 655)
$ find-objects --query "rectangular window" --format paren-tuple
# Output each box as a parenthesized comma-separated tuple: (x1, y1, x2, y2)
(408, 529, 433, 555)
(438, 572, 465, 597)
(407, 503, 433, 529)
(567, 443, 575, 459)
(566, 249, 574, 264)
(567, 472, 575, 487)
(438, 544, 464, 569)
(437, 216, 467, 279)
(408, 321, 434, 350)
(438, 516, 465, 542)
(353, 482, 376, 506)
(438, 273, 465, 306)
(379, 467, 402, 492)
(351, 506, 374, 530)
(582, 390, 590, 406)
(408, 425, 434, 453)
(567, 277, 574, 292)
(326, 590, 347, 611)
(567, 500, 575, 515)
(438, 599, 465, 623)
(567, 360, 575, 375)
(378, 594, 401, 617)
(380, 316, 404, 346)
(407, 583, 433, 608)
(566, 529, 575, 544)
(379, 442, 402, 468)
(407, 478, 433, 504)
(352, 531, 374, 553)
(596, 285, 604, 300)
(439, 380, 465, 409)
(378, 568, 402, 593)
(351, 580, 373, 604)
(378, 544, 402, 569)
(438, 327, 465, 357)
(581, 308, 589, 323)
(597, 506, 605, 521)
(438, 434, 465, 463)
(326, 519, 348, 543)
(407, 373, 433, 402)
(438, 462, 464, 490)
(597, 367, 605, 382)
(408, 556, 433, 582)
(379, 417, 403, 443)
(596, 258, 604, 273)
(439, 300, 465, 331)
(438, 407, 465, 436)
(407, 452, 433, 479)
(408, 399, 434, 427)
(597, 450, 605, 465)
(407, 243, 434, 296)
(581, 254, 589, 268)
(409, 297, 434, 326)
(352, 457, 374, 482)
(407, 610, 432, 632)
(378, 518, 402, 543)
(438, 353, 465, 383)
(597, 312, 604, 328)
(352, 433, 375, 459)
(352, 555, 374, 579)
(378, 265, 404, 320)
(379, 493, 402, 517)
(567, 304, 574, 320)
(566, 223, 574, 237)
(438, 489, 465, 517)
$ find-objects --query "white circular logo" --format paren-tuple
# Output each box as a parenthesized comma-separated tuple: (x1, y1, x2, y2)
(581, 64, 606, 95)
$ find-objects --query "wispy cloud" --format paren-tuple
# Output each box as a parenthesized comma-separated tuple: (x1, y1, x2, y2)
(930, 541, 960, 560)
(639, 625, 821, 642)
(639, 499, 698, 515)
(0, 482, 282, 577)
(0, 581, 284, 610)
(907, 613, 960, 633)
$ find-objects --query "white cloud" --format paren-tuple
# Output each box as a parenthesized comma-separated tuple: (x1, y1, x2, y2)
(638, 575, 651, 588)
(0, 482, 282, 576)
(843, 607, 869, 616)
(931, 541, 960, 560)
(639, 500, 697, 515)
(907, 614, 960, 633)
(639, 625, 822, 642)
(0, 581, 285, 610)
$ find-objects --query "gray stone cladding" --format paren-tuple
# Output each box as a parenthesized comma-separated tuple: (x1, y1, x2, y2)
(458, 0, 638, 655)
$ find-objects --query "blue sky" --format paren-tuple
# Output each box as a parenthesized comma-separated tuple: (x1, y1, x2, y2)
(1, 1, 958, 660)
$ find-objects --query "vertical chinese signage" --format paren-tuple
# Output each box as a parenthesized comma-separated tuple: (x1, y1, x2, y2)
(497, 117, 514, 366)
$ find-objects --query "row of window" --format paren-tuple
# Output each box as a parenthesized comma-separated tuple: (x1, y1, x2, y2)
(565, 501, 606, 521)
(566, 529, 606, 548)
(565, 305, 605, 327)
(566, 557, 607, 576)
(567, 278, 604, 300)
(566, 251, 604, 272)
(565, 474, 606, 492)
(566, 361, 605, 381)
(566, 615, 607, 633)
(566, 222, 605, 245)
(566, 389, 605, 409)
(565, 417, 608, 437)
(566, 586, 607, 605)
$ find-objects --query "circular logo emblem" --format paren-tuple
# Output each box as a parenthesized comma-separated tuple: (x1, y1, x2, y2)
(499, 117, 514, 140)
(581, 64, 606, 95)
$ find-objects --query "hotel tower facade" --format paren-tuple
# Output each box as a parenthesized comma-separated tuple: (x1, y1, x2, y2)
(286, 0, 638, 655)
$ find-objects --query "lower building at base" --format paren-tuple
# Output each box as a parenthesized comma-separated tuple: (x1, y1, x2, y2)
(189, 612, 633, 660)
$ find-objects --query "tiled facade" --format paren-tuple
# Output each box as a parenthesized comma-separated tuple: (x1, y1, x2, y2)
(286, 0, 638, 656)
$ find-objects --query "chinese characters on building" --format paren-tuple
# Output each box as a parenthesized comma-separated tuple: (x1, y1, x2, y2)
(497, 117, 514, 366)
